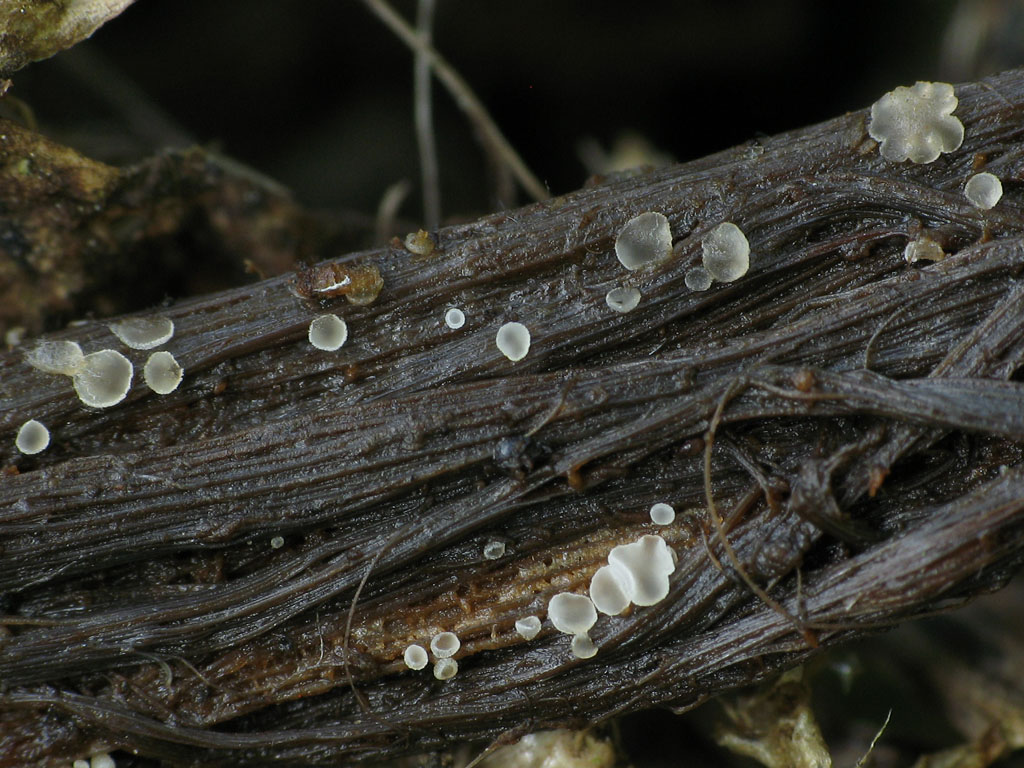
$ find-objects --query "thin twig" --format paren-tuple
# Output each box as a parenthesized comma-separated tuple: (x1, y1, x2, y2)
(360, 0, 550, 203)
(414, 0, 441, 230)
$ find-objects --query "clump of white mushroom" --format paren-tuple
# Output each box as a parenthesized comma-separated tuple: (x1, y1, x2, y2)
(144, 351, 183, 394)
(590, 534, 677, 616)
(73, 350, 133, 408)
(108, 315, 174, 350)
(605, 286, 641, 313)
(964, 172, 1003, 210)
(496, 322, 530, 362)
(15, 419, 49, 455)
(702, 222, 750, 283)
(547, 592, 599, 659)
(308, 314, 348, 351)
(867, 81, 964, 164)
(615, 211, 672, 271)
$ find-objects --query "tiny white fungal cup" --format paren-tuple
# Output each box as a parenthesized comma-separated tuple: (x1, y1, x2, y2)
(109, 316, 174, 350)
(429, 631, 460, 658)
(515, 615, 542, 640)
(903, 237, 946, 263)
(571, 633, 598, 659)
(433, 657, 458, 680)
(868, 81, 964, 164)
(483, 540, 505, 560)
(615, 211, 672, 270)
(649, 502, 675, 525)
(445, 307, 466, 329)
(15, 419, 49, 455)
(702, 222, 750, 283)
(685, 266, 713, 292)
(547, 592, 597, 635)
(606, 535, 677, 607)
(964, 172, 1003, 210)
(73, 350, 133, 408)
(25, 340, 85, 375)
(308, 314, 348, 351)
(605, 286, 641, 313)
(144, 350, 183, 394)
(404, 644, 429, 670)
(589, 564, 632, 616)
(496, 322, 530, 362)
(270, 536, 285, 549)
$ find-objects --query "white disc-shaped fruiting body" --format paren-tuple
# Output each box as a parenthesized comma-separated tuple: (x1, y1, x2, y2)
(684, 266, 713, 292)
(702, 222, 750, 283)
(965, 172, 1003, 210)
(91, 755, 117, 768)
(73, 350, 133, 408)
(445, 307, 466, 329)
(606, 535, 676, 606)
(868, 81, 964, 164)
(15, 419, 49, 454)
(73, 760, 90, 768)
(571, 633, 598, 659)
(904, 237, 946, 263)
(650, 502, 675, 525)
(433, 657, 458, 680)
(483, 540, 505, 560)
(515, 615, 542, 640)
(605, 286, 641, 313)
(25, 340, 84, 375)
(547, 592, 597, 635)
(615, 212, 672, 270)
(430, 631, 460, 658)
(109, 316, 174, 350)
(496, 322, 530, 362)
(308, 314, 348, 351)
(143, 350, 183, 394)
(589, 564, 632, 616)
(403, 644, 429, 670)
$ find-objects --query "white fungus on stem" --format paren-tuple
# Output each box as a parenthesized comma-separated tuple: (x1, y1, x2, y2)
(515, 615, 542, 640)
(606, 535, 676, 606)
(684, 266, 713, 292)
(308, 314, 348, 351)
(15, 419, 49, 455)
(483, 540, 505, 560)
(429, 631, 460, 658)
(547, 592, 597, 635)
(868, 81, 964, 164)
(650, 502, 675, 525)
(433, 657, 458, 680)
(615, 211, 672, 270)
(108, 315, 174, 350)
(571, 633, 598, 659)
(403, 644, 429, 670)
(143, 350, 183, 394)
(444, 307, 466, 329)
(25, 339, 84, 375)
(605, 286, 641, 313)
(964, 172, 1003, 209)
(589, 564, 632, 616)
(73, 350, 133, 408)
(702, 222, 750, 283)
(496, 322, 530, 361)
(904, 237, 946, 263)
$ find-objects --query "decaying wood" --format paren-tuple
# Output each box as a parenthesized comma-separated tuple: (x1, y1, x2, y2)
(2, 68, 1024, 766)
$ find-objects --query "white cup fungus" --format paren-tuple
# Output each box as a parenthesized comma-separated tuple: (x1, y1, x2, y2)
(270, 536, 285, 549)
(496, 322, 530, 362)
(73, 761, 90, 768)
(109, 315, 174, 350)
(445, 307, 466, 329)
(650, 502, 675, 525)
(615, 211, 672, 271)
(25, 339, 84, 375)
(547, 592, 597, 635)
(429, 631, 460, 658)
(15, 419, 50, 455)
(91, 755, 116, 768)
(685, 266, 713, 292)
(965, 172, 1003, 210)
(515, 615, 542, 640)
(702, 222, 750, 283)
(606, 535, 676, 607)
(433, 657, 458, 680)
(571, 633, 598, 659)
(589, 564, 632, 616)
(404, 644, 429, 670)
(605, 286, 641, 313)
(73, 349, 133, 408)
(143, 350, 183, 394)
(308, 314, 348, 351)
(868, 81, 964, 164)
(904, 237, 946, 263)
(483, 540, 505, 560)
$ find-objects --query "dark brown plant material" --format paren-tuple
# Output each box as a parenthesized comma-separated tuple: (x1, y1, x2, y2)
(2, 68, 1024, 766)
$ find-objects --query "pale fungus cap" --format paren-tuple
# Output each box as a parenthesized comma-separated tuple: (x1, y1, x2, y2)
(515, 615, 542, 640)
(270, 536, 285, 549)
(702, 222, 750, 283)
(606, 535, 676, 607)
(496, 322, 530, 362)
(15, 419, 49, 455)
(571, 633, 598, 659)
(433, 657, 458, 680)
(650, 502, 675, 525)
(589, 564, 632, 616)
(445, 307, 466, 329)
(308, 314, 348, 351)
(430, 631, 461, 658)
(109, 315, 174, 350)
(73, 349, 133, 408)
(144, 350, 183, 394)
(685, 266, 713, 292)
(965, 172, 1003, 209)
(903, 237, 946, 263)
(868, 81, 964, 164)
(483, 540, 505, 560)
(605, 286, 641, 313)
(91, 755, 116, 768)
(547, 592, 597, 635)
(73, 760, 90, 768)
(615, 211, 672, 270)
(25, 340, 84, 375)
(404, 644, 429, 670)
